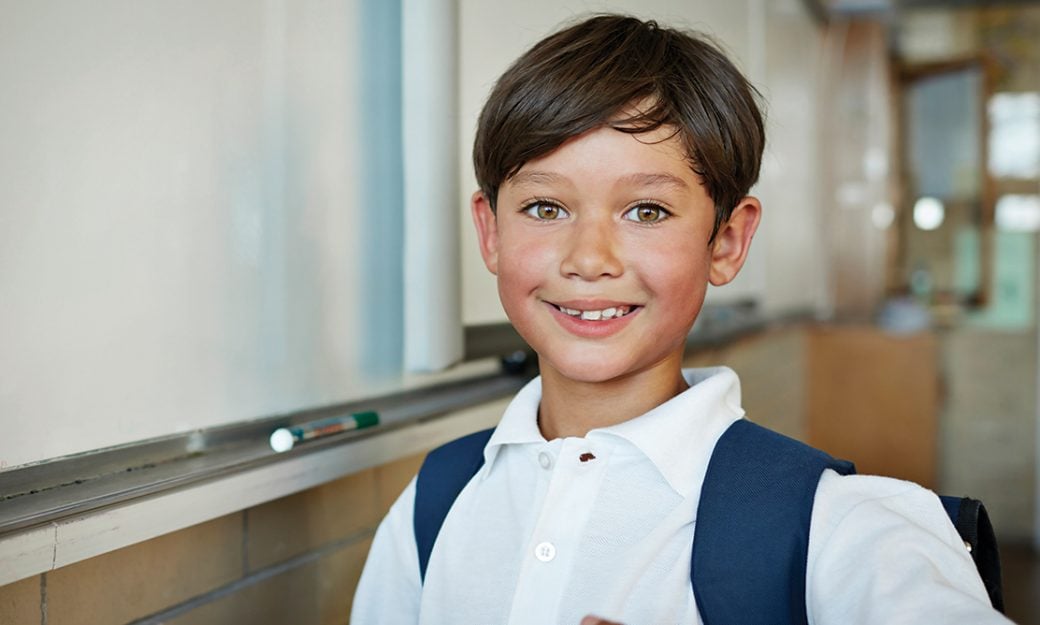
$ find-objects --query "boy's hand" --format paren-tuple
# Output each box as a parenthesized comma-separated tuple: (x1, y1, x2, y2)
(581, 616, 623, 625)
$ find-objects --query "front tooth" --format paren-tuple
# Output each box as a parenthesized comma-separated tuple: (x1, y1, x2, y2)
(602, 307, 617, 319)
(564, 307, 580, 316)
(581, 310, 602, 321)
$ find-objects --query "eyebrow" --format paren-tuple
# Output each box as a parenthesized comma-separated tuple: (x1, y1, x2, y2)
(508, 170, 567, 187)
(618, 172, 689, 190)
(508, 170, 689, 190)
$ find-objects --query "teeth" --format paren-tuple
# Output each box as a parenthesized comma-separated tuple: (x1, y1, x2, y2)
(557, 305, 633, 321)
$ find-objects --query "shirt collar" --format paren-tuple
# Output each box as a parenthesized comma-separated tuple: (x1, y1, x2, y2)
(593, 367, 745, 498)
(481, 375, 546, 473)
(481, 367, 744, 496)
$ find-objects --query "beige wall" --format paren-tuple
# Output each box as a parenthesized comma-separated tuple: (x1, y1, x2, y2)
(819, 19, 898, 316)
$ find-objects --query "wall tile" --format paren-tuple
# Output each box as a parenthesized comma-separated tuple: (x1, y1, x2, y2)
(169, 537, 372, 625)
(0, 574, 40, 625)
(374, 452, 426, 516)
(717, 328, 807, 441)
(686, 328, 807, 440)
(45, 514, 242, 625)
(941, 328, 1037, 541)
(247, 469, 378, 572)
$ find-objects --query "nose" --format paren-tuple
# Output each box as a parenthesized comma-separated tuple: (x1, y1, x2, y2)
(559, 217, 623, 280)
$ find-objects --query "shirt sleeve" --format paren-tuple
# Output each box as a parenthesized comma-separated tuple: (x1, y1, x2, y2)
(351, 477, 422, 625)
(806, 470, 1013, 625)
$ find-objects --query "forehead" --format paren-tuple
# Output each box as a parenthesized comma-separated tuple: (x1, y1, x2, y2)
(504, 125, 698, 192)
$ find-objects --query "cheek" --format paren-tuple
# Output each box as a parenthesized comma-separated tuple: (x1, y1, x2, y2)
(497, 232, 556, 287)
(640, 240, 715, 291)
(495, 266, 527, 307)
(494, 240, 544, 319)
(639, 244, 711, 312)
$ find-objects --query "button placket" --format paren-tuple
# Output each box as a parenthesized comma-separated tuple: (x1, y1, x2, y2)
(508, 438, 610, 625)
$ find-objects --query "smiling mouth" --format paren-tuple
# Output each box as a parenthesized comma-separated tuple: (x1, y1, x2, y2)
(547, 303, 641, 321)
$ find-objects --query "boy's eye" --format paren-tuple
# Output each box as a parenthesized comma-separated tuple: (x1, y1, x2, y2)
(522, 201, 569, 220)
(624, 203, 670, 223)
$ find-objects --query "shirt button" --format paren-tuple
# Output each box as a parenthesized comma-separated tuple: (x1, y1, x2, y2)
(534, 541, 556, 562)
(537, 452, 552, 469)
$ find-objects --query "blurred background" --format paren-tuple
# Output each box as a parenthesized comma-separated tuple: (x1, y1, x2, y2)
(0, 0, 1038, 623)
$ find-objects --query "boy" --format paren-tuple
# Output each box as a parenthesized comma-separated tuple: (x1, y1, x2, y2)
(352, 14, 1010, 625)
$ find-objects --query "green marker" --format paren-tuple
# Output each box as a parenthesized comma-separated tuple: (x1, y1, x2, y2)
(269, 411, 379, 452)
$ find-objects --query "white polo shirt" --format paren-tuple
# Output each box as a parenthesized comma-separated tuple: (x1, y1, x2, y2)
(351, 367, 1010, 625)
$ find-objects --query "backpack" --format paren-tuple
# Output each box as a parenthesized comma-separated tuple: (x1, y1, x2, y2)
(413, 419, 1004, 624)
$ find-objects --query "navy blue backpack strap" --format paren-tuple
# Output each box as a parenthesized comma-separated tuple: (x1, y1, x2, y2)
(692, 419, 855, 625)
(413, 427, 495, 583)
(940, 495, 1005, 612)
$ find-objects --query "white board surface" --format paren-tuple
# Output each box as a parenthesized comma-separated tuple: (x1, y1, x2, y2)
(0, 0, 400, 469)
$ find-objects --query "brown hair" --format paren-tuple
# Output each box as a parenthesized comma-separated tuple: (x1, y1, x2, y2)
(473, 14, 765, 241)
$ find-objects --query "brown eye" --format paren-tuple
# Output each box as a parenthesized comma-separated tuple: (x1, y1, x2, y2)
(523, 201, 569, 220)
(624, 203, 669, 223)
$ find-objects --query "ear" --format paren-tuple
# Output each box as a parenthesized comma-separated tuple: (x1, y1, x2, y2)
(470, 190, 500, 275)
(709, 196, 761, 286)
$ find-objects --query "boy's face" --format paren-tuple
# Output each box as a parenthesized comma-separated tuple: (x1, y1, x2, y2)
(471, 125, 759, 386)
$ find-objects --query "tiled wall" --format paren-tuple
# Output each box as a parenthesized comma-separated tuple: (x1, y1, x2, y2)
(0, 452, 425, 625)
(0, 575, 37, 624)
(940, 328, 1038, 542)
(684, 327, 808, 441)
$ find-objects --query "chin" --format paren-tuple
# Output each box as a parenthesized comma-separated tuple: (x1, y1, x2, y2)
(540, 351, 642, 385)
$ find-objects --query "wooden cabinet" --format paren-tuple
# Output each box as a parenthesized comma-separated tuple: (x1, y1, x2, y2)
(807, 326, 939, 488)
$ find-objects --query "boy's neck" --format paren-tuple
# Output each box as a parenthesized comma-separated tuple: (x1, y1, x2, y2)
(536, 356, 689, 440)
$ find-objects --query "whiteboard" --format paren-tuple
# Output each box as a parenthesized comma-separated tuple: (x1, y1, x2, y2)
(0, 0, 407, 469)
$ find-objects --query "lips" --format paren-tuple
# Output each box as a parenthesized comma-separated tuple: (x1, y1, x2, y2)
(548, 303, 637, 321)
(542, 299, 642, 338)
